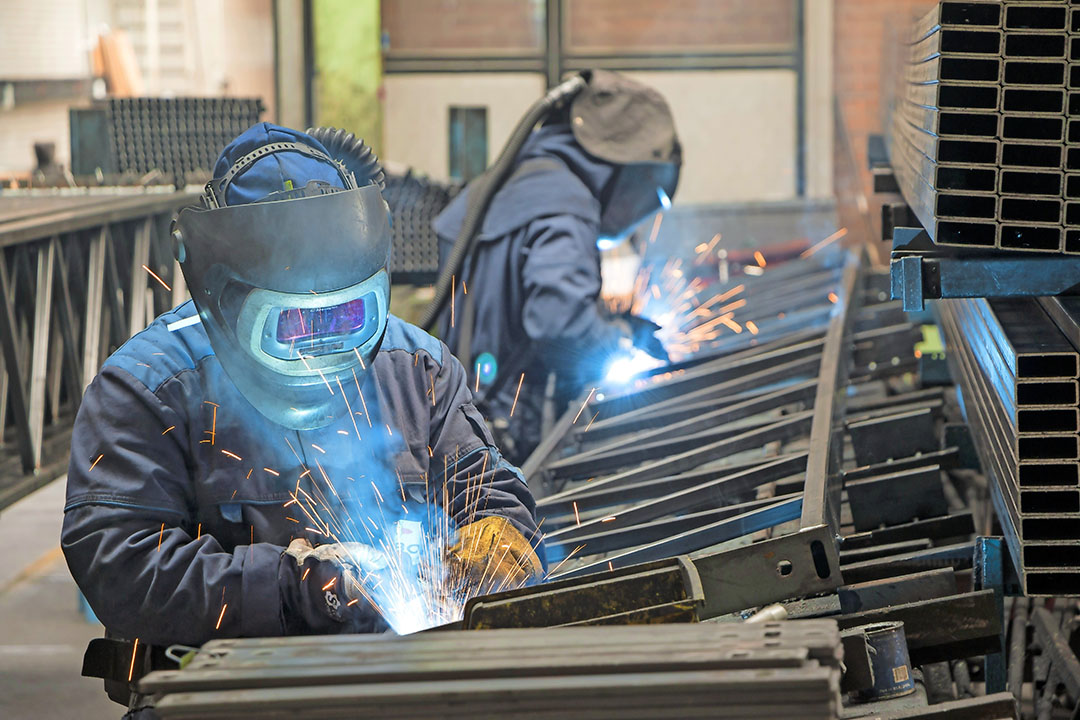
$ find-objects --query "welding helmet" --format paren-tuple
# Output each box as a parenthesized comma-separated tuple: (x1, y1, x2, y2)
(570, 69, 682, 246)
(172, 123, 391, 430)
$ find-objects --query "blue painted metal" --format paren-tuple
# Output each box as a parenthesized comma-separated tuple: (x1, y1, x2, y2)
(855, 621, 917, 701)
(892, 252, 1080, 312)
(974, 536, 1008, 694)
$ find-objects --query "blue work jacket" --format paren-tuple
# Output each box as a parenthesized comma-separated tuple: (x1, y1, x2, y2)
(62, 300, 540, 647)
(433, 124, 625, 457)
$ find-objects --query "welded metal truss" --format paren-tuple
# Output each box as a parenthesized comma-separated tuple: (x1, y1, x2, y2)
(519, 248, 938, 618)
(0, 190, 195, 507)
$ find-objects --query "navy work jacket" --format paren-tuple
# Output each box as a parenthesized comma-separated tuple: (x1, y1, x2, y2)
(62, 301, 539, 647)
(433, 125, 624, 455)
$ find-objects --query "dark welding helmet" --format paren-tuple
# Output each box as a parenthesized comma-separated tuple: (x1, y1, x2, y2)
(172, 124, 391, 430)
(569, 69, 682, 245)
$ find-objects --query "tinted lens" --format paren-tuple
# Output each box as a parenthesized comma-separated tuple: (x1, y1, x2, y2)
(276, 298, 366, 343)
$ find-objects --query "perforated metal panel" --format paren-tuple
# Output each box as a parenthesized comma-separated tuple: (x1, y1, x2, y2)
(383, 171, 463, 285)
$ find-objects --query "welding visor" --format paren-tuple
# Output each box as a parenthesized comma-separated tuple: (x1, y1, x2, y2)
(597, 158, 680, 243)
(174, 182, 391, 429)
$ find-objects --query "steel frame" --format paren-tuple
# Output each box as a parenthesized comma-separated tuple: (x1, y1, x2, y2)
(0, 190, 195, 508)
(519, 249, 909, 616)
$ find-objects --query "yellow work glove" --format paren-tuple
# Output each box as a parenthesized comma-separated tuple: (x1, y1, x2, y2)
(446, 516, 543, 596)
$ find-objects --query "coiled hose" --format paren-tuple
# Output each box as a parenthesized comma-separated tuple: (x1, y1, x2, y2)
(306, 126, 386, 190)
(416, 73, 588, 331)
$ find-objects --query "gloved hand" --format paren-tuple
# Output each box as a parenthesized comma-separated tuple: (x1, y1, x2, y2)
(279, 538, 388, 634)
(621, 314, 669, 362)
(446, 516, 544, 597)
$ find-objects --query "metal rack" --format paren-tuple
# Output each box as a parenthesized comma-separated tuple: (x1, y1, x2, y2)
(0, 189, 195, 508)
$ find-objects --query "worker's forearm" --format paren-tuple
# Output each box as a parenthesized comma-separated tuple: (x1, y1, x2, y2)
(62, 505, 285, 646)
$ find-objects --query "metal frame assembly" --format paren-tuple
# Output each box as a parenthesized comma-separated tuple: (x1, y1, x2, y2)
(0, 188, 195, 508)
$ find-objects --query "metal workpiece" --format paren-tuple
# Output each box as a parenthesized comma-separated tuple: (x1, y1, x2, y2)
(938, 298, 1080, 594)
(0, 190, 195, 508)
(886, 1, 1080, 255)
(462, 556, 704, 629)
(143, 622, 844, 719)
(846, 465, 950, 533)
(837, 568, 960, 615)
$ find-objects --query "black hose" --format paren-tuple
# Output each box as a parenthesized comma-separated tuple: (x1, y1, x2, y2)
(306, 126, 385, 190)
(417, 73, 588, 331)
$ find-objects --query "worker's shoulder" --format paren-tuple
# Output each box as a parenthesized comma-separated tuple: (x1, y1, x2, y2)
(379, 315, 445, 365)
(101, 300, 214, 392)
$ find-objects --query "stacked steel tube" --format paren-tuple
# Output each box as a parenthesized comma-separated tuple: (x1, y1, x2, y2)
(890, 1, 1080, 252)
(142, 623, 843, 719)
(937, 297, 1080, 595)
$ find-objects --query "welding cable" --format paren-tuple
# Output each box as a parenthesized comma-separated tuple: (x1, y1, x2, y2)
(417, 72, 589, 331)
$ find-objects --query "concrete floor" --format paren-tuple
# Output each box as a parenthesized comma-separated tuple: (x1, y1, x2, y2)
(0, 478, 118, 719)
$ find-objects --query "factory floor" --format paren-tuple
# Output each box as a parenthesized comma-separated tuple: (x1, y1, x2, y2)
(0, 478, 117, 720)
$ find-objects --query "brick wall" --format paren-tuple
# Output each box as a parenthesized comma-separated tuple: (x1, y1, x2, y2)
(565, 0, 794, 53)
(834, 0, 934, 241)
(381, 0, 543, 53)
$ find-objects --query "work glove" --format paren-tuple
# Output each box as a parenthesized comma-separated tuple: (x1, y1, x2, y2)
(620, 314, 670, 362)
(446, 516, 544, 597)
(279, 538, 388, 634)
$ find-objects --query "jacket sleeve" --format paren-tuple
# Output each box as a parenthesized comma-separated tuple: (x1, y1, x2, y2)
(520, 214, 627, 359)
(61, 367, 285, 646)
(427, 347, 545, 564)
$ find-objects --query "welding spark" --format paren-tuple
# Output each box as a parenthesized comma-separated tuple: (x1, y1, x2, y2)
(800, 227, 848, 258)
(754, 251, 767, 268)
(746, 320, 760, 335)
(583, 410, 601, 433)
(157, 523, 165, 551)
(215, 603, 227, 630)
(572, 388, 597, 424)
(161, 426, 175, 435)
(128, 638, 139, 682)
(510, 373, 525, 417)
(89, 454, 104, 472)
(264, 467, 280, 476)
(573, 501, 581, 526)
(141, 264, 171, 291)
(221, 449, 242, 461)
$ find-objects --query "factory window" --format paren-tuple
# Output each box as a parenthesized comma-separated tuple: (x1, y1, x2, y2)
(563, 0, 798, 55)
(448, 106, 488, 181)
(381, 0, 544, 56)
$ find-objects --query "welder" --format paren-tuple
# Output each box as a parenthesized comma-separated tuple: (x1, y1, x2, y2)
(62, 123, 543, 719)
(430, 70, 681, 464)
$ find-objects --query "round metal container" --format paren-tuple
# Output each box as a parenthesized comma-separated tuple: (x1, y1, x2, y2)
(856, 620, 916, 701)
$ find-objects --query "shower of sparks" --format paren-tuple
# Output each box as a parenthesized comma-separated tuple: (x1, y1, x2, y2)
(600, 218, 848, 361)
(142, 264, 172, 292)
